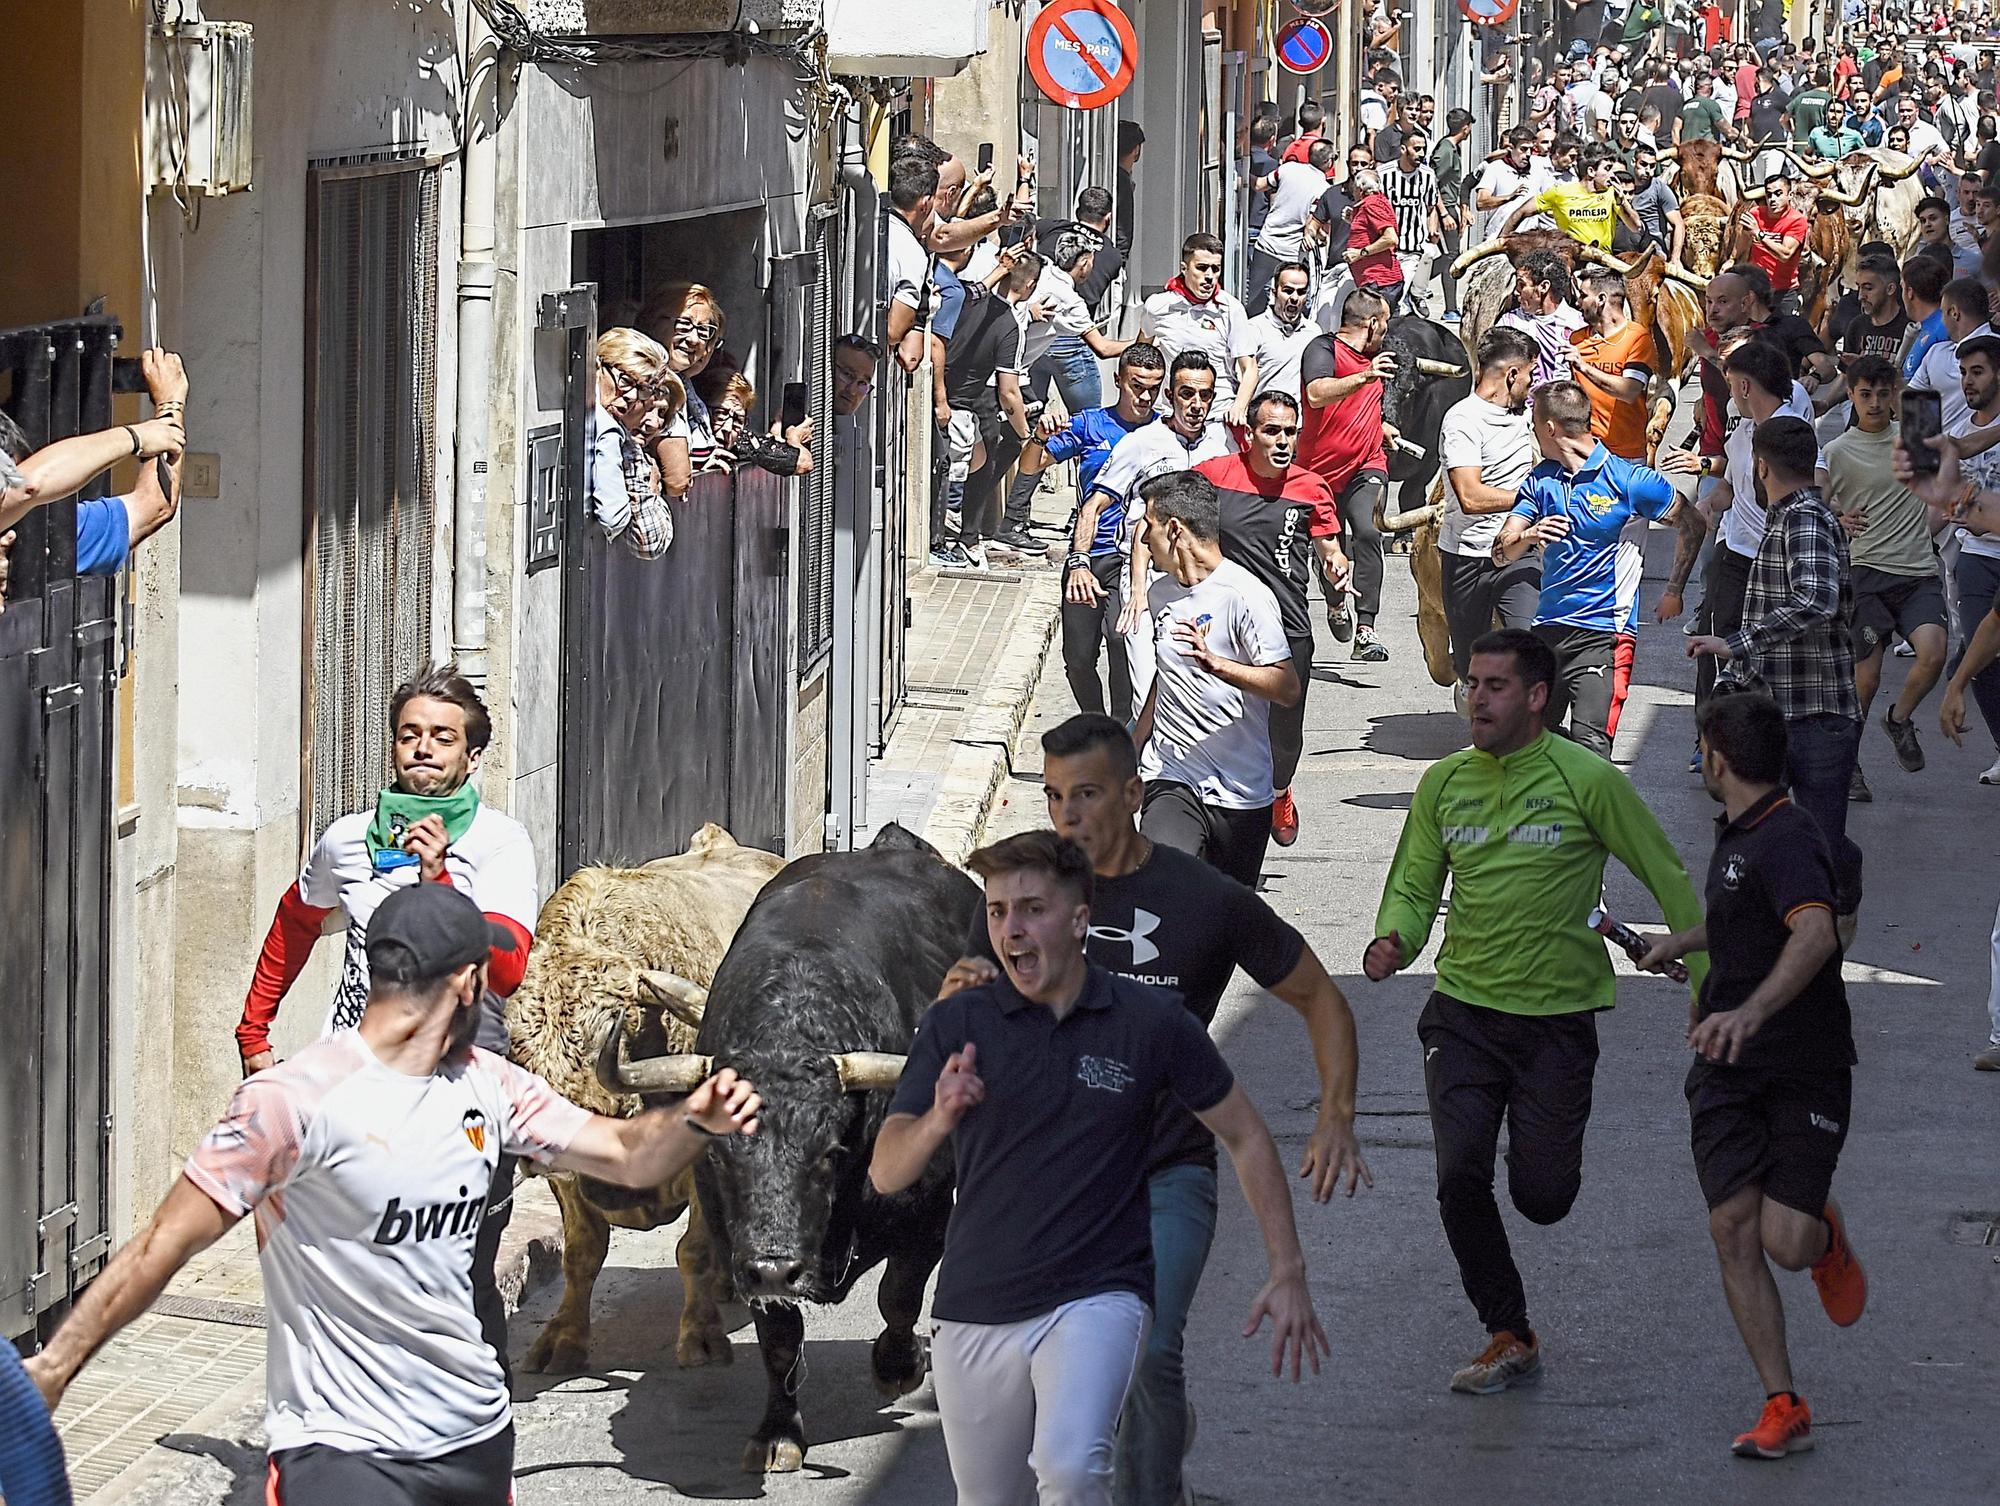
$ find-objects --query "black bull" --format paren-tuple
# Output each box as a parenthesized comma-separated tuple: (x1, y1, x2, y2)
(1378, 315, 1473, 520)
(642, 825, 979, 1473)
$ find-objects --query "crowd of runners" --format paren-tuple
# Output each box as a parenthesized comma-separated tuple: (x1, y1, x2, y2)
(7, 8, 2000, 1506)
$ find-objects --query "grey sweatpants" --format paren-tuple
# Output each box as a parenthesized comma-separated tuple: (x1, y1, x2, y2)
(932, 1291, 1150, 1506)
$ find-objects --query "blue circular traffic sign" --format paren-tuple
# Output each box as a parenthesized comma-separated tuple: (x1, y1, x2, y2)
(1027, 0, 1140, 111)
(1275, 17, 1333, 75)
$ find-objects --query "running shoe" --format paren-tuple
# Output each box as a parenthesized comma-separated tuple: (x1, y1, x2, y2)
(1892, 638, 1915, 657)
(1980, 754, 2000, 786)
(1689, 741, 1703, 774)
(1973, 1045, 2000, 1071)
(991, 527, 1043, 553)
(1882, 709, 1924, 772)
(1353, 625, 1390, 663)
(1326, 592, 1355, 643)
(1732, 1393, 1813, 1459)
(1448, 1331, 1541, 1394)
(1849, 764, 1872, 802)
(1272, 787, 1300, 847)
(928, 542, 972, 569)
(1811, 1200, 1866, 1327)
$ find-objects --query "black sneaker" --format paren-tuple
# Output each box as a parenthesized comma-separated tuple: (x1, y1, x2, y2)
(1848, 763, 1872, 802)
(1882, 709, 1924, 772)
(1353, 625, 1389, 663)
(1326, 593, 1355, 643)
(991, 527, 1044, 553)
(928, 542, 970, 568)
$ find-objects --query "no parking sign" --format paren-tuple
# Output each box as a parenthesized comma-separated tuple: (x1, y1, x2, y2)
(1027, 0, 1140, 110)
(1274, 17, 1334, 75)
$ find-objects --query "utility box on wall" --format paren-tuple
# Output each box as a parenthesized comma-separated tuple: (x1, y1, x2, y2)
(146, 18, 255, 198)
(823, 0, 991, 77)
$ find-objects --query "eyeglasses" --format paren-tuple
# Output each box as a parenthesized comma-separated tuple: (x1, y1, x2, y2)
(672, 316, 720, 346)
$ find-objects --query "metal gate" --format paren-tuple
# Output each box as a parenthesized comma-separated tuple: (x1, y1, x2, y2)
(549, 286, 789, 874)
(0, 315, 120, 1339)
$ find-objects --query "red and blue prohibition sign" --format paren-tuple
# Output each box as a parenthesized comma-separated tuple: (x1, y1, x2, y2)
(1274, 18, 1334, 76)
(1457, 0, 1522, 25)
(1027, 0, 1141, 111)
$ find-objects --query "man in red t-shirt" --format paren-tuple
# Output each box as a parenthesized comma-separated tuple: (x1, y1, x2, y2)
(1743, 169, 1811, 315)
(1342, 170, 1404, 314)
(1281, 101, 1326, 165)
(1298, 286, 1397, 663)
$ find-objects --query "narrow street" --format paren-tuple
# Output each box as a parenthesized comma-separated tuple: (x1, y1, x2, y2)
(100, 528, 2000, 1504)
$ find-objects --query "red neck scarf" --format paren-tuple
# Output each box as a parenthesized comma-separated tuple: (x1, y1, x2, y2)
(1164, 274, 1218, 305)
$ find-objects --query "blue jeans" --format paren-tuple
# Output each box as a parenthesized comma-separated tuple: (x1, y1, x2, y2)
(1785, 713, 1864, 916)
(1046, 335, 1103, 415)
(1113, 1163, 1217, 1506)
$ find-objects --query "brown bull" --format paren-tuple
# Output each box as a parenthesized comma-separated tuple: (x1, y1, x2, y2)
(506, 823, 786, 1374)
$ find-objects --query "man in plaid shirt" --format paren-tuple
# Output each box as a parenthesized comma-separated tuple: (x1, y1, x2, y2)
(1689, 416, 1864, 933)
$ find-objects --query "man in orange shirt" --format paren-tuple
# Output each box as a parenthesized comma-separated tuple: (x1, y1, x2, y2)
(1566, 264, 1660, 738)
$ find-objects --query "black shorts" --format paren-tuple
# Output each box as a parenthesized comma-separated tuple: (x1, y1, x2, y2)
(1849, 565, 1947, 653)
(1685, 1061, 1850, 1217)
(269, 1425, 513, 1506)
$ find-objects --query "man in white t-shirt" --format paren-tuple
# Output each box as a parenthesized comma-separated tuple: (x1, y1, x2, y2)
(27, 882, 762, 1506)
(1099, 353, 1241, 709)
(1910, 277, 1993, 433)
(1248, 142, 1336, 316)
(885, 155, 940, 371)
(1473, 129, 1537, 240)
(1141, 232, 1258, 423)
(1132, 467, 1299, 889)
(234, 665, 538, 1366)
(1438, 327, 1542, 684)
(1244, 262, 1321, 404)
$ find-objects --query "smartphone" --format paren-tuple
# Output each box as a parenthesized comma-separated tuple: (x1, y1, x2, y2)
(977, 142, 995, 175)
(1901, 388, 1943, 474)
(781, 382, 809, 429)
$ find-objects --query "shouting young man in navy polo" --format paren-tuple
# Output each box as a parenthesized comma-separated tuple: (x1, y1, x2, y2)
(872, 831, 1327, 1506)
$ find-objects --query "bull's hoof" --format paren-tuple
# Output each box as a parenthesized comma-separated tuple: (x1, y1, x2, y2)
(675, 1320, 734, 1369)
(743, 1435, 805, 1474)
(524, 1325, 590, 1375)
(870, 1328, 927, 1399)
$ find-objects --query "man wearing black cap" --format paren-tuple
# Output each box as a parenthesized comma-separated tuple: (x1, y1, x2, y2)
(26, 884, 761, 1506)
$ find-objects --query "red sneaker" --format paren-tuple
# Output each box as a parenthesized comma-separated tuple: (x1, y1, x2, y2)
(1811, 1199, 1866, 1327)
(1732, 1393, 1813, 1459)
(1271, 787, 1300, 847)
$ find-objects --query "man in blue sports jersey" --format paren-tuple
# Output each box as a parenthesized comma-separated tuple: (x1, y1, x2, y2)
(1031, 343, 1168, 720)
(1494, 380, 1704, 758)
(1900, 254, 1950, 386)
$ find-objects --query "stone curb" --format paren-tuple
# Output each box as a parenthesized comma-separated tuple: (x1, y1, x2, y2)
(920, 580, 1063, 866)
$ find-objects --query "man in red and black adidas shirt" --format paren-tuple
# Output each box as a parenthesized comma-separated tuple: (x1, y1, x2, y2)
(234, 663, 537, 1370)
(1197, 393, 1351, 848)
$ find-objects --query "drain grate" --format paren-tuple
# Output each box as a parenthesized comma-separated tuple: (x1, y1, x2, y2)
(152, 1293, 268, 1328)
(1948, 1214, 2000, 1247)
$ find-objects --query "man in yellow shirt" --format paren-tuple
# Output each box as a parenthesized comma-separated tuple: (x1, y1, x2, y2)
(1501, 144, 1641, 251)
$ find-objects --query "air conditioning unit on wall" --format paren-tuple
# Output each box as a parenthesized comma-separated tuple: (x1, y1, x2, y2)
(146, 18, 254, 197)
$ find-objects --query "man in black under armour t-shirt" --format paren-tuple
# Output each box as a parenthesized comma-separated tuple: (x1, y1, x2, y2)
(948, 713, 1369, 1506)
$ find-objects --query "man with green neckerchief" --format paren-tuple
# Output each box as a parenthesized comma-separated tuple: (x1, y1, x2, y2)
(233, 663, 537, 1368)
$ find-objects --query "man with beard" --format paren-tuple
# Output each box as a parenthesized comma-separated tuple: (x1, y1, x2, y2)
(1364, 627, 1706, 1397)
(1198, 392, 1353, 847)
(874, 830, 1327, 1506)
(1636, 689, 1866, 1461)
(939, 713, 1370, 1505)
(30, 882, 762, 1506)
(234, 665, 537, 1368)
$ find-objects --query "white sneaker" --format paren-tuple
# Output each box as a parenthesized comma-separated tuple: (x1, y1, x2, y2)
(1982, 754, 2000, 786)
(1453, 681, 1471, 719)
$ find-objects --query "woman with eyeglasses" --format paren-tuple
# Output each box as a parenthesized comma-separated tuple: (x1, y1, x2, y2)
(693, 363, 815, 479)
(640, 281, 729, 499)
(588, 327, 681, 559)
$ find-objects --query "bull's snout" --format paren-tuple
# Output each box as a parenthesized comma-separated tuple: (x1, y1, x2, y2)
(740, 1255, 809, 1298)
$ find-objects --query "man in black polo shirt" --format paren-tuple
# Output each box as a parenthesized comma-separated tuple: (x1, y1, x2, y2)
(943, 713, 1367, 1505)
(878, 830, 1327, 1506)
(1638, 690, 1867, 1464)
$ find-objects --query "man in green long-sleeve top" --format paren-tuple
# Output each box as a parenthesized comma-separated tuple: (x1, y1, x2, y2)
(1363, 627, 1708, 1398)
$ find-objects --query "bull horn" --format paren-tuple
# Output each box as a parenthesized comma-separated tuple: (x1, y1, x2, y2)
(1450, 238, 1509, 278)
(1664, 263, 1710, 289)
(1876, 152, 1922, 183)
(637, 968, 709, 1029)
(594, 1015, 712, 1097)
(1657, 145, 1680, 161)
(1378, 500, 1442, 532)
(1412, 357, 1468, 378)
(1780, 149, 1837, 181)
(1719, 145, 1756, 162)
(829, 1052, 908, 1092)
(1580, 244, 1637, 276)
(1820, 172, 1874, 209)
(1740, 184, 1767, 202)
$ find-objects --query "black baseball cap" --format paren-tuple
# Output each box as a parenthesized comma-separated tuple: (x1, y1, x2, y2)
(366, 882, 514, 982)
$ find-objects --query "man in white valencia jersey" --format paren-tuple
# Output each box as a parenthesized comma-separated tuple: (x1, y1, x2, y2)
(26, 883, 761, 1506)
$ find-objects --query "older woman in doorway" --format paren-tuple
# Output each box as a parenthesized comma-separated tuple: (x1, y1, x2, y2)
(694, 362, 816, 478)
(641, 280, 728, 496)
(589, 326, 682, 558)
